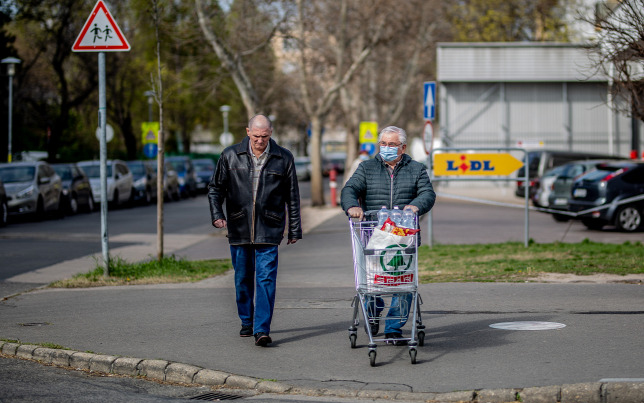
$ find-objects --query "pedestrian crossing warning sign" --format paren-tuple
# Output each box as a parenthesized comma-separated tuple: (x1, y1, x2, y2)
(72, 0, 130, 52)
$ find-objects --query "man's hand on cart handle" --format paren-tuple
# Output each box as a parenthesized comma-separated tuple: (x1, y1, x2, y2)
(213, 219, 227, 229)
(347, 206, 364, 221)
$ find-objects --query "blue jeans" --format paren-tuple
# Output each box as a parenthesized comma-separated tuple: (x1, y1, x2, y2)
(366, 293, 413, 334)
(230, 244, 279, 335)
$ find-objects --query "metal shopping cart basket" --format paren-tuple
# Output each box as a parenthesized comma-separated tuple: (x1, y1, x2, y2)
(347, 212, 425, 366)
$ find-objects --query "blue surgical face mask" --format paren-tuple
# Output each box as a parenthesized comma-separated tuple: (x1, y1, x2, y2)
(379, 146, 399, 162)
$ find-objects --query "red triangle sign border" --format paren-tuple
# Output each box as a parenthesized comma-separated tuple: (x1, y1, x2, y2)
(72, 0, 130, 52)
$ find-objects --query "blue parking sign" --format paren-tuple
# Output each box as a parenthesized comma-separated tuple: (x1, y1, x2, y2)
(423, 81, 436, 121)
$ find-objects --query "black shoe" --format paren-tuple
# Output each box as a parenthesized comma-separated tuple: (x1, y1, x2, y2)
(240, 325, 253, 337)
(254, 332, 272, 347)
(368, 312, 381, 336)
(385, 333, 407, 346)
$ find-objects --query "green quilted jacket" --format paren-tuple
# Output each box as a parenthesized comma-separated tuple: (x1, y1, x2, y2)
(340, 154, 436, 217)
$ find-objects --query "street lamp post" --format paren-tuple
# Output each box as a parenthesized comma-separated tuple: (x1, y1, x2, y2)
(2, 57, 21, 162)
(219, 105, 233, 147)
(144, 90, 155, 122)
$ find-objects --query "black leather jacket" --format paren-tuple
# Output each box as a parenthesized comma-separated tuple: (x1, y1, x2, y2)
(208, 137, 302, 245)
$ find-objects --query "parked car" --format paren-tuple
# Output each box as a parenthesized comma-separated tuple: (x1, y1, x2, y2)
(166, 156, 197, 198)
(294, 156, 312, 181)
(78, 160, 133, 209)
(531, 165, 566, 208)
(0, 161, 62, 219)
(148, 160, 181, 202)
(546, 159, 627, 222)
(568, 161, 644, 232)
(126, 160, 157, 205)
(192, 158, 215, 193)
(52, 163, 94, 214)
(0, 178, 8, 226)
(515, 149, 623, 199)
(322, 153, 346, 176)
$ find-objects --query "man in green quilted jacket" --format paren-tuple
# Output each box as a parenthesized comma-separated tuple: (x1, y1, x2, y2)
(341, 125, 436, 345)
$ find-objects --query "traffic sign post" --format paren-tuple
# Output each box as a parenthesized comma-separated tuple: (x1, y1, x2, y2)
(72, 0, 130, 274)
(423, 121, 434, 155)
(427, 147, 530, 248)
(423, 81, 436, 121)
(359, 121, 378, 156)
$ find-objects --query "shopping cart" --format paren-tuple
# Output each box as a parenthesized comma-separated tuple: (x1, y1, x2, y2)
(347, 211, 425, 366)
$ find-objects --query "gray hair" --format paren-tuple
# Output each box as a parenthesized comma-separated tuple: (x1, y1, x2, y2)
(248, 114, 273, 130)
(378, 126, 407, 145)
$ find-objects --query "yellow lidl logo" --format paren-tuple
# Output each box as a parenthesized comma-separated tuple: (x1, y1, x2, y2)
(433, 153, 523, 176)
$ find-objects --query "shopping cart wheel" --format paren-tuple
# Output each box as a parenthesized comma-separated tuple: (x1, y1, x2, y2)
(349, 333, 357, 348)
(417, 331, 425, 347)
(369, 350, 377, 367)
(409, 348, 417, 364)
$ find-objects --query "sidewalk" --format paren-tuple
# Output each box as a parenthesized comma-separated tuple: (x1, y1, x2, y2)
(2, 202, 644, 402)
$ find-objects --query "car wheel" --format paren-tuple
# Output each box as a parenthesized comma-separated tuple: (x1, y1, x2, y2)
(69, 195, 79, 215)
(35, 197, 45, 221)
(86, 193, 95, 213)
(173, 187, 181, 201)
(145, 188, 152, 204)
(615, 205, 642, 232)
(552, 213, 570, 222)
(110, 190, 120, 209)
(581, 218, 604, 231)
(0, 198, 8, 227)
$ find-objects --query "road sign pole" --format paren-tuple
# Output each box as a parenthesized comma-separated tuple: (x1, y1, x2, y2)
(98, 51, 109, 273)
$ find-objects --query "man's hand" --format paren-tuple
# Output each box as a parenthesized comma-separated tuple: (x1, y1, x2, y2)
(287, 239, 298, 245)
(347, 206, 364, 221)
(213, 219, 227, 228)
(404, 205, 419, 214)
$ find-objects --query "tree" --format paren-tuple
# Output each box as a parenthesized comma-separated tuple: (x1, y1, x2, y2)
(590, 0, 644, 122)
(293, 0, 384, 206)
(12, 0, 98, 162)
(195, 0, 282, 120)
(338, 0, 452, 164)
(448, 0, 573, 42)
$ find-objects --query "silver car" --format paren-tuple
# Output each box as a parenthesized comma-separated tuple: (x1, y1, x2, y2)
(78, 160, 133, 209)
(0, 161, 63, 219)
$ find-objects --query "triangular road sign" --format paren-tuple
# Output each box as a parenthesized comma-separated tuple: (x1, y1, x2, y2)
(72, 0, 130, 52)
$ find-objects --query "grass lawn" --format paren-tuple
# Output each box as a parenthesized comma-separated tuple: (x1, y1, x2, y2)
(417, 239, 644, 283)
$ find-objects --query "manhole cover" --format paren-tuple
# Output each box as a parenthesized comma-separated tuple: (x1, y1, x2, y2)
(189, 391, 244, 401)
(18, 322, 51, 327)
(489, 321, 566, 330)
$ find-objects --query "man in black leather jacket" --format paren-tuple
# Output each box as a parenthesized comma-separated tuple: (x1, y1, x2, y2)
(208, 115, 302, 347)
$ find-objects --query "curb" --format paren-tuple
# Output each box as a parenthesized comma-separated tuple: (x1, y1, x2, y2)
(2, 340, 643, 402)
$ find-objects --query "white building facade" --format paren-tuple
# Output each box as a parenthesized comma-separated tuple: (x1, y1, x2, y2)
(436, 42, 632, 157)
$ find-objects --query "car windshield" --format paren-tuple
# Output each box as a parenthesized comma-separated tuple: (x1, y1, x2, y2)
(578, 166, 622, 182)
(168, 160, 186, 173)
(543, 165, 565, 178)
(127, 163, 146, 176)
(516, 151, 541, 177)
(81, 165, 112, 178)
(0, 166, 35, 183)
(53, 166, 72, 180)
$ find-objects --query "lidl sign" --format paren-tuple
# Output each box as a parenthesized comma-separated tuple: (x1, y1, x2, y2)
(433, 153, 523, 176)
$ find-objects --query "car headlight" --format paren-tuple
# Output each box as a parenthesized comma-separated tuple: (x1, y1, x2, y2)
(133, 178, 146, 188)
(16, 185, 35, 200)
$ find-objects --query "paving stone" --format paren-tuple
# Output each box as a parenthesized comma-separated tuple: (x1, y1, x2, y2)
(165, 362, 201, 384)
(193, 369, 229, 386)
